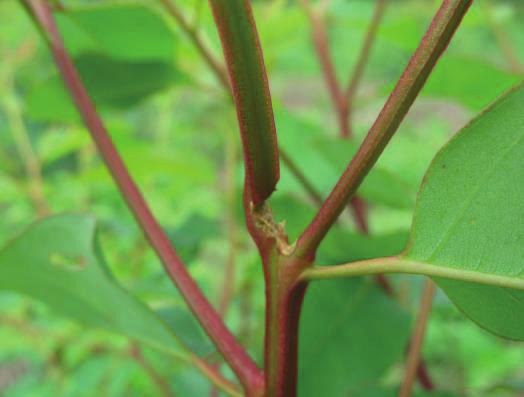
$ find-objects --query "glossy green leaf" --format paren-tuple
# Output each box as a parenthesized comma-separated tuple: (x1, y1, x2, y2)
(405, 83, 524, 339)
(26, 54, 178, 123)
(210, 0, 279, 205)
(0, 214, 185, 354)
(55, 4, 176, 62)
(299, 278, 410, 397)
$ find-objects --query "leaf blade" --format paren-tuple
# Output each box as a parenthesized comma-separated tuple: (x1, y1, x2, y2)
(0, 214, 186, 355)
(405, 82, 524, 339)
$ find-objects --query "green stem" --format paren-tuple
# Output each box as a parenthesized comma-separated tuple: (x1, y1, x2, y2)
(209, 0, 280, 208)
(302, 256, 524, 292)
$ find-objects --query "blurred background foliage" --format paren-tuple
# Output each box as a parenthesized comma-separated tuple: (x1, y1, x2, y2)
(0, 0, 523, 396)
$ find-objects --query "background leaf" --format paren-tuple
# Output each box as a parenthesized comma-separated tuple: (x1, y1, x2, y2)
(299, 278, 410, 397)
(26, 54, 179, 123)
(0, 214, 185, 355)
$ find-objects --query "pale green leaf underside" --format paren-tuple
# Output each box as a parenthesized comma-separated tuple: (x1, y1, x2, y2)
(0, 214, 185, 355)
(406, 83, 524, 339)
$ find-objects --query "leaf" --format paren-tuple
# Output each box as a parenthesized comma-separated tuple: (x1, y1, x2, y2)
(275, 110, 414, 210)
(405, 83, 524, 339)
(299, 278, 410, 397)
(210, 0, 279, 205)
(55, 4, 177, 62)
(156, 307, 215, 356)
(315, 138, 415, 209)
(26, 54, 179, 123)
(168, 214, 221, 264)
(317, 227, 409, 266)
(0, 214, 185, 355)
(422, 57, 521, 111)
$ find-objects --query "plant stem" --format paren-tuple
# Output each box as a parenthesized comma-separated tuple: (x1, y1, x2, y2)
(301, 1, 436, 388)
(191, 354, 243, 397)
(129, 343, 178, 397)
(280, 150, 324, 207)
(2, 89, 51, 218)
(209, 0, 280, 208)
(482, 0, 523, 75)
(1, 43, 50, 218)
(345, 0, 387, 134)
(209, 122, 240, 397)
(159, 0, 231, 91)
(296, 0, 472, 261)
(302, 256, 524, 292)
(264, 254, 309, 397)
(398, 280, 435, 397)
(24, 1, 262, 393)
(301, 0, 349, 137)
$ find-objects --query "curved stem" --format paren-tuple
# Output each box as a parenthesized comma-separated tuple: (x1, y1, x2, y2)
(24, 1, 262, 392)
(398, 280, 435, 397)
(296, 0, 473, 261)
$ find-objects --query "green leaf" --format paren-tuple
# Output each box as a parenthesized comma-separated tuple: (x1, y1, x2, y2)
(299, 278, 410, 397)
(315, 138, 415, 209)
(275, 110, 414, 210)
(405, 83, 524, 339)
(26, 54, 178, 123)
(55, 4, 176, 62)
(317, 227, 409, 266)
(422, 57, 521, 111)
(0, 214, 185, 355)
(210, 0, 279, 205)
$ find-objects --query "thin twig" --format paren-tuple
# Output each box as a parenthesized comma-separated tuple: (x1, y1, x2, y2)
(24, 1, 262, 392)
(398, 280, 436, 397)
(482, 0, 523, 74)
(210, 123, 239, 397)
(345, 0, 387, 134)
(129, 343, 178, 397)
(159, 0, 230, 91)
(301, 0, 349, 137)
(297, 0, 473, 260)
(2, 88, 51, 217)
(1, 42, 50, 217)
(280, 150, 324, 207)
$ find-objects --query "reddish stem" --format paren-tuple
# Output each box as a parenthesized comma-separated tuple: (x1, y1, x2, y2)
(297, 0, 473, 261)
(345, 0, 388, 133)
(264, 254, 309, 397)
(159, 0, 231, 91)
(25, 0, 262, 393)
(302, 0, 349, 138)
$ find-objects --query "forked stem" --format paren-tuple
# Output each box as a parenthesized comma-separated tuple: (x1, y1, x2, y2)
(296, 0, 473, 261)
